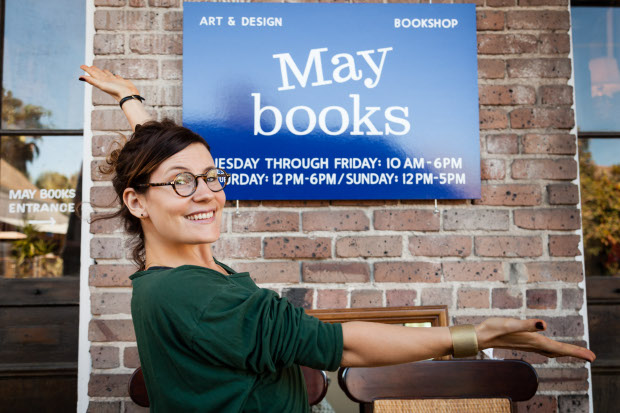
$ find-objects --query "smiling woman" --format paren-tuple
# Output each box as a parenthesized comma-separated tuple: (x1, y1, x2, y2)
(79, 64, 596, 413)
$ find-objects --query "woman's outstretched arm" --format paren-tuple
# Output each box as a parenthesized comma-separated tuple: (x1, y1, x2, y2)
(340, 317, 595, 367)
(80, 64, 151, 131)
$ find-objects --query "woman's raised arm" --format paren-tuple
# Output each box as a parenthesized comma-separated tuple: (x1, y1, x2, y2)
(80, 64, 151, 131)
(340, 317, 595, 367)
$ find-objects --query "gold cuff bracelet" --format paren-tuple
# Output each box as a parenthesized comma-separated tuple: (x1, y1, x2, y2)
(449, 324, 479, 358)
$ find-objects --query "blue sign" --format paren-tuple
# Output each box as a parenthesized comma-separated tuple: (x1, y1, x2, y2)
(183, 3, 480, 200)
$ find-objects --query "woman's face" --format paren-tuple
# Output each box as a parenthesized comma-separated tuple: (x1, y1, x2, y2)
(141, 143, 226, 247)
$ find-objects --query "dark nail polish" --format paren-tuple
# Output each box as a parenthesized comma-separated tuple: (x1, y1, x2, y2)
(79, 77, 85, 81)
(536, 322, 544, 330)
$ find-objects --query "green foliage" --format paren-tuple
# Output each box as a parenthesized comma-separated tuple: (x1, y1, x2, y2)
(2, 88, 51, 129)
(579, 141, 620, 275)
(11, 224, 56, 266)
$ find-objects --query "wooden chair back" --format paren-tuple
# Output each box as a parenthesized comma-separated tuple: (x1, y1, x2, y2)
(128, 365, 328, 407)
(338, 359, 539, 413)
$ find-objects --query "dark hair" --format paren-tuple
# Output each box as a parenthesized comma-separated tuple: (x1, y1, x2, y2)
(93, 119, 210, 270)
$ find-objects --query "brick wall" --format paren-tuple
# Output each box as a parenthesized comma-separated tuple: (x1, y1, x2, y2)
(85, 1, 589, 412)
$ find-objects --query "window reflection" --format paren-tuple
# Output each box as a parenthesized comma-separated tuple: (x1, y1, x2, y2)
(572, 7, 620, 132)
(0, 136, 82, 277)
(2, 0, 85, 130)
(579, 139, 620, 276)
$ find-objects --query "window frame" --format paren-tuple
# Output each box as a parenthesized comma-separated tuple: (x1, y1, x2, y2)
(571, 0, 620, 139)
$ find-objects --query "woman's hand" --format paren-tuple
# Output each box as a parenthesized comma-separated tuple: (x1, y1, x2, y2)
(476, 318, 596, 362)
(79, 64, 140, 102)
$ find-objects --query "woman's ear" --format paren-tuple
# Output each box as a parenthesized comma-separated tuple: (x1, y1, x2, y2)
(123, 188, 148, 219)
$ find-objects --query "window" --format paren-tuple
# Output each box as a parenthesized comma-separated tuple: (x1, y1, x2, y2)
(1, 0, 85, 278)
(572, 2, 620, 276)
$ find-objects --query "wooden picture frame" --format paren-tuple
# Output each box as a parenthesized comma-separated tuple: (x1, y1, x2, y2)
(304, 305, 451, 413)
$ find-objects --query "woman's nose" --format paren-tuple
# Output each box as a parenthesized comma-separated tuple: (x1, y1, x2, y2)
(192, 177, 215, 200)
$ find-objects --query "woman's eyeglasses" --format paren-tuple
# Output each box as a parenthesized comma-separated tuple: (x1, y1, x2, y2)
(136, 168, 231, 197)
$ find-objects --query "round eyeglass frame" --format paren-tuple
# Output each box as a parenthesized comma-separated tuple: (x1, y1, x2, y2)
(136, 168, 231, 197)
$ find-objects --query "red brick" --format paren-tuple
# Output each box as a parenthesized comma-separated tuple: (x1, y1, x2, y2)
(477, 10, 504, 31)
(443, 209, 509, 231)
(541, 316, 585, 338)
(478, 59, 505, 79)
(511, 159, 577, 180)
(492, 288, 523, 309)
(562, 288, 583, 310)
(91, 185, 119, 208)
(92, 109, 132, 132)
(481, 159, 505, 180)
(125, 401, 150, 413)
(525, 262, 583, 283)
(87, 401, 122, 413)
(123, 346, 141, 368)
(457, 288, 489, 309)
(374, 262, 441, 283)
(522, 134, 576, 155)
(89, 320, 135, 342)
(211, 237, 261, 259)
(164, 11, 183, 31)
(91, 292, 131, 315)
(89, 264, 136, 287)
(351, 290, 382, 308)
(507, 11, 570, 30)
(91, 238, 123, 259)
(519, 0, 568, 5)
(527, 289, 557, 309)
(263, 200, 329, 207)
(282, 288, 313, 309)
(420, 288, 453, 307)
(233, 261, 299, 284)
(479, 108, 509, 130)
(129, 34, 182, 55)
(88, 374, 133, 397)
(336, 236, 401, 258)
(475, 236, 542, 257)
(149, 0, 180, 6)
(386, 290, 417, 307)
(443, 262, 504, 282)
(95, 0, 126, 6)
(493, 348, 549, 365)
(548, 183, 579, 205)
(514, 396, 558, 413)
(303, 210, 369, 231)
(90, 213, 122, 234)
(537, 368, 588, 391)
(539, 33, 571, 55)
(233, 211, 299, 232)
(158, 108, 182, 124)
(478, 34, 537, 55)
(264, 237, 331, 259)
(474, 184, 542, 206)
(514, 208, 580, 230)
(480, 85, 536, 105)
(507, 58, 571, 79)
(129, 0, 146, 6)
(510, 107, 574, 129)
(486, 134, 518, 154)
(549, 235, 581, 257)
(90, 346, 120, 369)
(409, 235, 471, 257)
(94, 11, 159, 31)
(92, 134, 123, 156)
(316, 289, 347, 309)
(373, 210, 439, 231)
(487, 0, 515, 5)
(94, 34, 125, 55)
(162, 59, 182, 80)
(92, 58, 158, 80)
(558, 395, 588, 413)
(302, 262, 369, 283)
